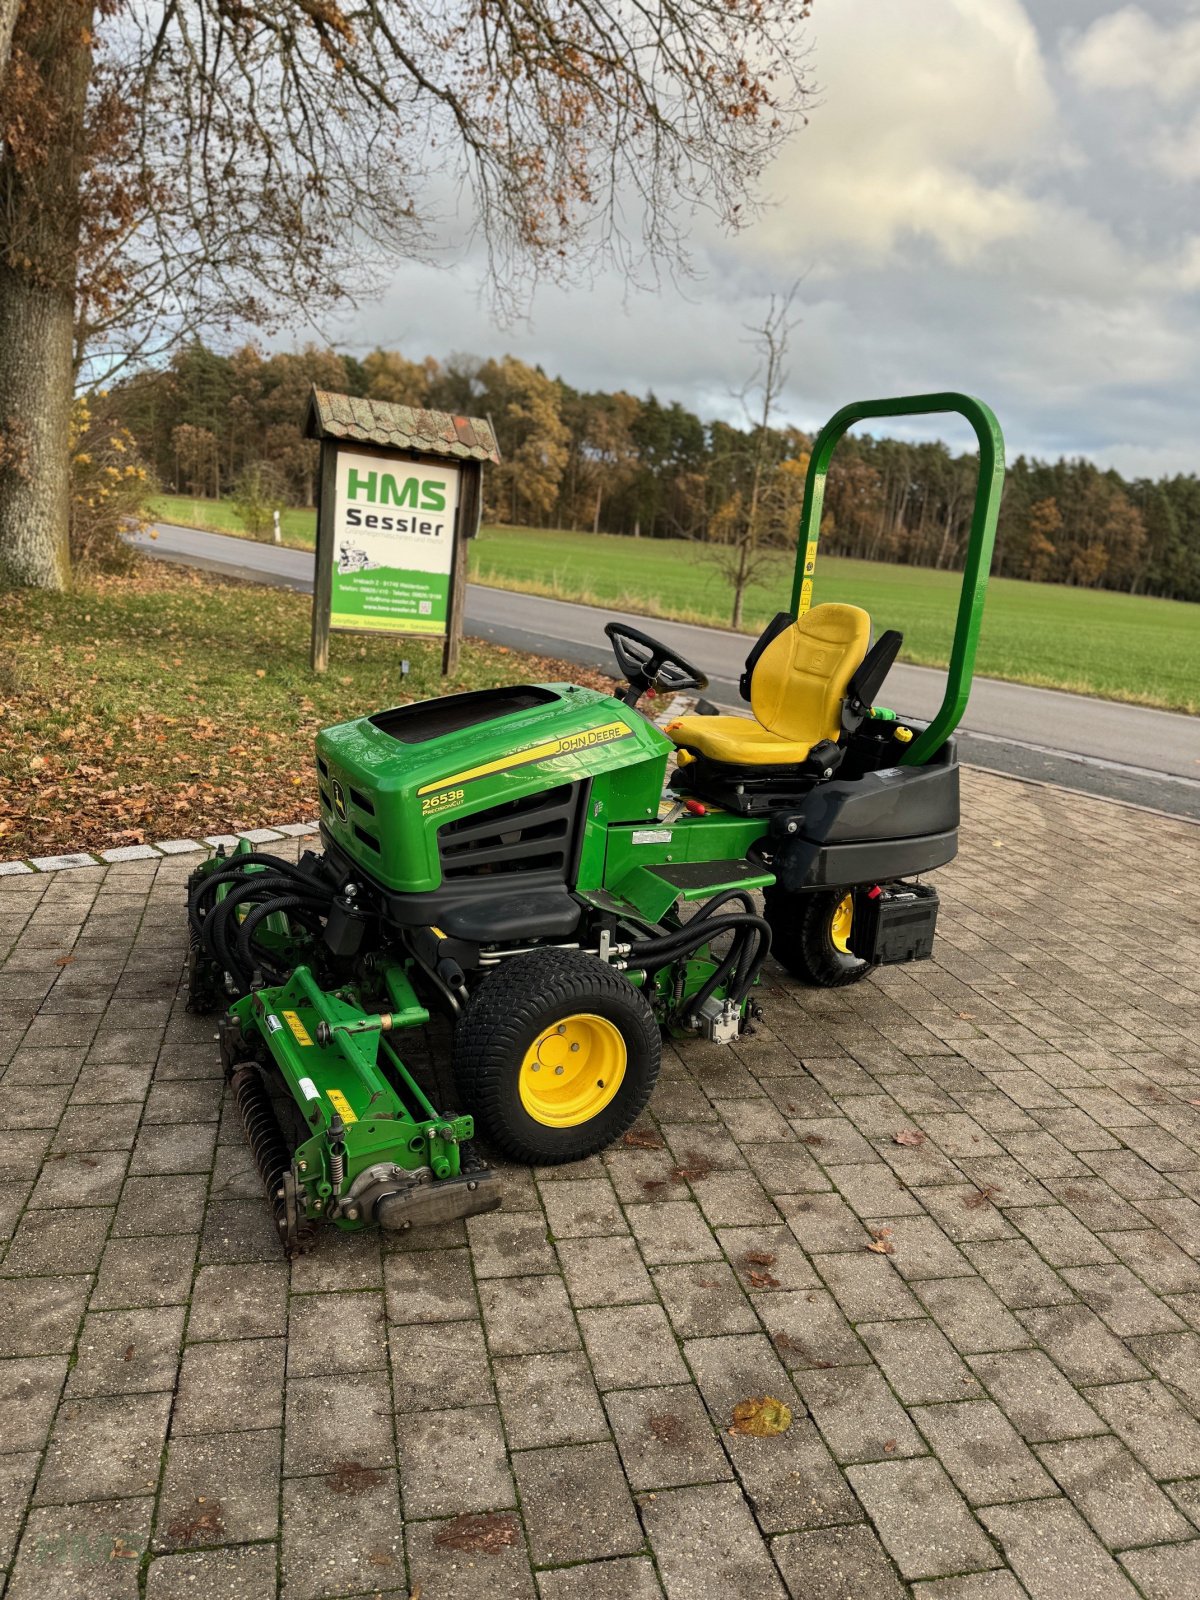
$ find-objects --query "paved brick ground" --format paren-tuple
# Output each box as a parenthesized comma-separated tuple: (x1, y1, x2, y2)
(1, 769, 1198, 1600)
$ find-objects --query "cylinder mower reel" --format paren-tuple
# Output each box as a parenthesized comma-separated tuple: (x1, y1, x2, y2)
(185, 391, 1004, 1254)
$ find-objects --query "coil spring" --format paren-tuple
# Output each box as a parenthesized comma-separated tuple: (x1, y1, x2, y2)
(329, 1146, 345, 1191)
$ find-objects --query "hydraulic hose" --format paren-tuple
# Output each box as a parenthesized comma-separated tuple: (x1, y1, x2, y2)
(202, 875, 303, 968)
(690, 915, 772, 1017)
(187, 851, 330, 932)
(235, 893, 333, 984)
(628, 913, 758, 973)
(187, 851, 341, 999)
(625, 906, 772, 1027)
(692, 890, 757, 922)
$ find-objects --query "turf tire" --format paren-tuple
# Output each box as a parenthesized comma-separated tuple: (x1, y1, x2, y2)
(763, 885, 875, 989)
(452, 949, 661, 1165)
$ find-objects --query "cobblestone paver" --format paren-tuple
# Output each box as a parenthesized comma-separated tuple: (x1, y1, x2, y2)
(1, 770, 1198, 1598)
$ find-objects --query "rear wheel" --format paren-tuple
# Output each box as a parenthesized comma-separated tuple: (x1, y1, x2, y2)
(763, 886, 875, 988)
(452, 950, 661, 1165)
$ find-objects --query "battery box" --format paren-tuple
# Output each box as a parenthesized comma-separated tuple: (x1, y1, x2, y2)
(849, 882, 939, 965)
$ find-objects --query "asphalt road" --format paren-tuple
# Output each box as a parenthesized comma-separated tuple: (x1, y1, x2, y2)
(134, 523, 1200, 820)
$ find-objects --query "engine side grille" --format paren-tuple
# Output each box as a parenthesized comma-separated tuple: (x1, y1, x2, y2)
(437, 783, 580, 880)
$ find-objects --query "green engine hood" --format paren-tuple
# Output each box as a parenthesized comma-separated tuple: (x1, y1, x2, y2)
(315, 682, 670, 892)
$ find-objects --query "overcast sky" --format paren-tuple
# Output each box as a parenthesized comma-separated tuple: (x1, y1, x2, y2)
(326, 0, 1200, 478)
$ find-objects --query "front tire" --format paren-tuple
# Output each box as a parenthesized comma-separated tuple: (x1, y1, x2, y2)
(763, 886, 875, 988)
(452, 950, 661, 1165)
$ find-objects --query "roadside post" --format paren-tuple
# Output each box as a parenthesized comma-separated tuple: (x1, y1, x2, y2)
(304, 388, 500, 675)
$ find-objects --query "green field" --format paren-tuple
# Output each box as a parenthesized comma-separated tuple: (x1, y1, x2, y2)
(148, 496, 1200, 714)
(151, 495, 319, 545)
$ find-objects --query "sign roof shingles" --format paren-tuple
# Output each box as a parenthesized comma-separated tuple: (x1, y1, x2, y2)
(306, 388, 501, 463)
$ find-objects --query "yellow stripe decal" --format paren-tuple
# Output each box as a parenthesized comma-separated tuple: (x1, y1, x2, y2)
(417, 720, 632, 796)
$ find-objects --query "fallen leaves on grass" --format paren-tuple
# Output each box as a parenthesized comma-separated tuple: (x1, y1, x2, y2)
(866, 1226, 895, 1255)
(892, 1130, 927, 1147)
(729, 1396, 792, 1437)
(0, 564, 617, 857)
(433, 1513, 520, 1555)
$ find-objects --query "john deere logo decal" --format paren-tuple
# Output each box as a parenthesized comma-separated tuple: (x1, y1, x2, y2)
(416, 720, 634, 797)
(332, 780, 348, 821)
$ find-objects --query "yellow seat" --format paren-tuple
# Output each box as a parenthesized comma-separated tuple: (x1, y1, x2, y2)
(665, 603, 872, 767)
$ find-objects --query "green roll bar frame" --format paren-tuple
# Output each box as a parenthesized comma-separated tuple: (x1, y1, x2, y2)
(790, 392, 1006, 769)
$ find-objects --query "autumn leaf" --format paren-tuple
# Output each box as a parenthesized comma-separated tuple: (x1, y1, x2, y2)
(744, 1252, 776, 1267)
(433, 1513, 519, 1555)
(866, 1226, 895, 1255)
(671, 1162, 712, 1183)
(748, 1268, 781, 1289)
(892, 1129, 927, 1147)
(964, 1184, 1001, 1210)
(622, 1128, 665, 1151)
(729, 1395, 792, 1437)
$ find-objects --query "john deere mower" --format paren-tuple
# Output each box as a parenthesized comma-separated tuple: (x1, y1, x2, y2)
(187, 393, 1004, 1254)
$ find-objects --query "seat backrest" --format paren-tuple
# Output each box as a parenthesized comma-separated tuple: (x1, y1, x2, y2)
(749, 603, 872, 746)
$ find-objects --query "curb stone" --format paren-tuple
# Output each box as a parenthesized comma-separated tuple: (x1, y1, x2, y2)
(1, 822, 320, 876)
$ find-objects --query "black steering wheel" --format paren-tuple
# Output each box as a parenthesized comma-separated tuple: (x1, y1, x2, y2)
(604, 621, 709, 706)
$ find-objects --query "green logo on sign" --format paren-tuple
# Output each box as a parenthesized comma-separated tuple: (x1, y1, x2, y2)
(347, 468, 446, 512)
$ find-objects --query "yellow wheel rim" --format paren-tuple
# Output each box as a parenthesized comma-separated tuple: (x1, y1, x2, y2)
(518, 1013, 627, 1128)
(830, 893, 854, 955)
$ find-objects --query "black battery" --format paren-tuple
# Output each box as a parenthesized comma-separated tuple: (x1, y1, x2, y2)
(849, 882, 939, 965)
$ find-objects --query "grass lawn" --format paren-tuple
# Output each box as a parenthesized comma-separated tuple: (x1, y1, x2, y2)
(0, 564, 611, 859)
(148, 496, 1200, 714)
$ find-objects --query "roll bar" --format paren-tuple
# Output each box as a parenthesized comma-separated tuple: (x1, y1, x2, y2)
(790, 392, 1006, 767)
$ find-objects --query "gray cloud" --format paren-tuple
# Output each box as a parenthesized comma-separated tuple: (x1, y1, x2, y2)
(319, 0, 1200, 479)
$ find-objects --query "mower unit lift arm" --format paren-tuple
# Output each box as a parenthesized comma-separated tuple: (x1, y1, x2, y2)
(790, 392, 1006, 768)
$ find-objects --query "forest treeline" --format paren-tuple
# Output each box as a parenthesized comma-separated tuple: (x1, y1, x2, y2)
(109, 340, 1200, 602)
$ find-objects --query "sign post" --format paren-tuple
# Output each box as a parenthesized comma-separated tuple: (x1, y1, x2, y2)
(304, 389, 499, 675)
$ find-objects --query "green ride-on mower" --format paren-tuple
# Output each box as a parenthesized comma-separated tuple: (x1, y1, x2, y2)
(187, 393, 1005, 1254)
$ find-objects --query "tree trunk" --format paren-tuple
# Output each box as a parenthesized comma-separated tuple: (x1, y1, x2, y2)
(0, 0, 96, 589)
(0, 0, 19, 85)
(0, 267, 73, 587)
